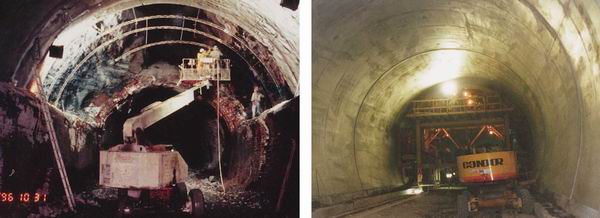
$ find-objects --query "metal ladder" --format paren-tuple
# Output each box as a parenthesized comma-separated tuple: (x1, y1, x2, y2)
(35, 79, 76, 211)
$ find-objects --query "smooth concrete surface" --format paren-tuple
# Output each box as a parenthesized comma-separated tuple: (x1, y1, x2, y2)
(313, 0, 600, 216)
(312, 190, 415, 218)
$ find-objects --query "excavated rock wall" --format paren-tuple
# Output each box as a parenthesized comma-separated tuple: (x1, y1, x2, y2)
(0, 82, 98, 192)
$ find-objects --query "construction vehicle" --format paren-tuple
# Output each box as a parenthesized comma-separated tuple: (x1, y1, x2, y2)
(456, 149, 533, 217)
(99, 47, 230, 217)
(402, 87, 532, 217)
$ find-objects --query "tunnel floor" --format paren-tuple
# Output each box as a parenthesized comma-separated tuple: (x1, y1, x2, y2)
(7, 169, 271, 218)
(339, 190, 573, 218)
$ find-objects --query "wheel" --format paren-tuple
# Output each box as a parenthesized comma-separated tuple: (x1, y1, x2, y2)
(189, 189, 205, 217)
(116, 197, 130, 218)
(457, 193, 469, 218)
(517, 188, 534, 214)
(176, 182, 188, 200)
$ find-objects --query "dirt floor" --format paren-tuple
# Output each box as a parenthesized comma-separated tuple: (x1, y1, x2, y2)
(0, 169, 270, 218)
(343, 190, 537, 218)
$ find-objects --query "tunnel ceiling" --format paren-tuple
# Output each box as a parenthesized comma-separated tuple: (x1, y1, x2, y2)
(4, 0, 298, 124)
(312, 0, 600, 213)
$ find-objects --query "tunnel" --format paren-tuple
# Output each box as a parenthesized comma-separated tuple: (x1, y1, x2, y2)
(313, 0, 600, 217)
(0, 0, 298, 217)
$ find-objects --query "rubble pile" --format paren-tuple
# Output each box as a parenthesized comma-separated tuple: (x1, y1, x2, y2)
(186, 170, 270, 216)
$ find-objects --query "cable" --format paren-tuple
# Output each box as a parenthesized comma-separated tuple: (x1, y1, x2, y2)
(216, 62, 226, 192)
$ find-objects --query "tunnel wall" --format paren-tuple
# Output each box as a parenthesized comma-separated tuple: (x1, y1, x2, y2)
(2, 0, 298, 95)
(312, 0, 600, 215)
(0, 82, 98, 189)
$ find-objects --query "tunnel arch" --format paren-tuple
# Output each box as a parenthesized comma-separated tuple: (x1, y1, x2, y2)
(9, 0, 298, 110)
(100, 85, 234, 171)
(313, 0, 600, 215)
(350, 50, 554, 189)
(387, 77, 539, 186)
(0, 0, 298, 216)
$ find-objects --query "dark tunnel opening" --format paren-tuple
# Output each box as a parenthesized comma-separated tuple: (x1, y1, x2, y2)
(101, 86, 234, 174)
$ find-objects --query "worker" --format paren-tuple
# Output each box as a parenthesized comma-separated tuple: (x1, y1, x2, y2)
(196, 48, 209, 71)
(209, 46, 223, 77)
(251, 86, 264, 118)
(209, 45, 222, 59)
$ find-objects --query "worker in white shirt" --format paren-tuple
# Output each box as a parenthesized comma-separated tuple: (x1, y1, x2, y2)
(209, 45, 222, 59)
(251, 86, 264, 118)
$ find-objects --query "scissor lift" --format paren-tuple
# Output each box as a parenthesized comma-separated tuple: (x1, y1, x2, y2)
(100, 47, 232, 217)
(178, 56, 231, 85)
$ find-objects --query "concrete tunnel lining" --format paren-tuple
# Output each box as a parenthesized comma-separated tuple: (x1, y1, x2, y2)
(313, 0, 600, 215)
(351, 50, 554, 188)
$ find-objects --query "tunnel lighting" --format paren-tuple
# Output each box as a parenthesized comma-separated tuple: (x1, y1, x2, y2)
(544, 1, 565, 28)
(441, 81, 457, 96)
(38, 54, 56, 84)
(561, 21, 586, 62)
(53, 16, 99, 50)
(39, 16, 101, 83)
(417, 50, 466, 89)
(29, 80, 39, 94)
(403, 187, 423, 195)
(413, 188, 423, 194)
(489, 130, 494, 135)
(445, 173, 453, 179)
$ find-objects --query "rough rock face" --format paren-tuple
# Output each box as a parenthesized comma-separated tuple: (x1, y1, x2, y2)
(225, 97, 298, 215)
(4, 1, 297, 121)
(0, 82, 99, 192)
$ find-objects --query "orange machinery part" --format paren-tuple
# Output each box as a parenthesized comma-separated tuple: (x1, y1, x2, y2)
(457, 151, 518, 183)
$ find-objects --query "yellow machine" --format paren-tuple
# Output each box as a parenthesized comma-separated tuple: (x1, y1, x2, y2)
(456, 151, 532, 217)
(457, 151, 517, 183)
(404, 89, 533, 217)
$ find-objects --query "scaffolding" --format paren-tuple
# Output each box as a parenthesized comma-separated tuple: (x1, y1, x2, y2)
(406, 95, 513, 118)
(178, 50, 229, 192)
(405, 95, 515, 188)
(178, 58, 231, 84)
